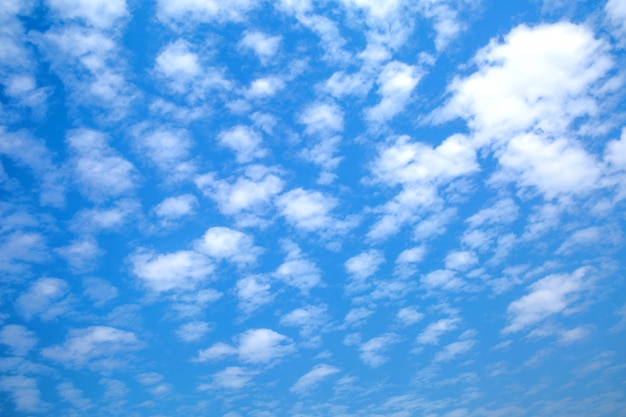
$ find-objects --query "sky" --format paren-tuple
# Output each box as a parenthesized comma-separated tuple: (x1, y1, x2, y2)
(1, 0, 626, 416)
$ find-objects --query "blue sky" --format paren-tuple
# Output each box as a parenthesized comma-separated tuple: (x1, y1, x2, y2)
(1, 0, 626, 416)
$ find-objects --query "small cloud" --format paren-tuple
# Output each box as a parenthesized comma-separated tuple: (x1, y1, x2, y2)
(290, 364, 340, 394)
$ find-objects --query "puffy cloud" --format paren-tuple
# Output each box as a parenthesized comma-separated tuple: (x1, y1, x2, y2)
(195, 226, 262, 265)
(217, 125, 267, 163)
(66, 129, 137, 201)
(246, 77, 285, 98)
(366, 61, 422, 123)
(345, 250, 385, 280)
(204, 366, 257, 389)
(273, 243, 321, 292)
(343, 307, 374, 327)
(235, 275, 273, 314)
(154, 40, 230, 99)
(157, 0, 259, 24)
(436, 22, 614, 145)
(0, 375, 47, 413)
(290, 364, 340, 394)
(0, 231, 47, 274)
(504, 267, 589, 333)
(41, 326, 142, 366)
(57, 382, 93, 410)
(130, 250, 214, 293)
(495, 133, 602, 198)
(154, 194, 198, 220)
(396, 307, 424, 326)
(239, 31, 282, 64)
(421, 269, 466, 291)
(16, 277, 70, 321)
(417, 317, 460, 344)
(82, 277, 118, 307)
(466, 198, 519, 228)
(0, 325, 37, 356)
(605, 0, 626, 43)
(56, 238, 102, 272)
(280, 305, 329, 339)
(434, 339, 475, 362)
(195, 165, 284, 221)
(132, 126, 195, 180)
(299, 102, 344, 135)
(444, 251, 478, 271)
(197, 328, 294, 365)
(372, 134, 478, 186)
(176, 321, 212, 343)
(359, 333, 399, 367)
(46, 0, 128, 28)
(276, 188, 337, 231)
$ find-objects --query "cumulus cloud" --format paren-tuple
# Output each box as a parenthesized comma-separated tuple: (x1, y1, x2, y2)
(204, 366, 257, 390)
(176, 321, 212, 343)
(417, 317, 460, 344)
(46, 0, 128, 28)
(504, 267, 589, 333)
(132, 126, 195, 180)
(359, 333, 399, 367)
(345, 249, 385, 281)
(16, 277, 70, 321)
(366, 61, 422, 123)
(56, 238, 102, 272)
(195, 226, 262, 265)
(197, 328, 294, 365)
(235, 275, 273, 314)
(0, 325, 37, 356)
(130, 250, 214, 293)
(239, 31, 281, 64)
(157, 0, 259, 24)
(217, 125, 267, 163)
(280, 305, 329, 340)
(66, 129, 137, 201)
(0, 375, 47, 413)
(436, 22, 614, 145)
(273, 243, 321, 292)
(434, 339, 475, 362)
(300, 102, 344, 135)
(290, 364, 340, 394)
(41, 326, 142, 367)
(276, 188, 338, 232)
(397, 307, 424, 326)
(154, 194, 198, 221)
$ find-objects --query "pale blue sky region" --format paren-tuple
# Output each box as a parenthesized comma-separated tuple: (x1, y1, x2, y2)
(1, 0, 626, 416)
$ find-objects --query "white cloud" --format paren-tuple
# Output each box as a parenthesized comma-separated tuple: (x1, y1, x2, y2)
(130, 250, 214, 293)
(195, 165, 284, 221)
(366, 61, 422, 123)
(413, 208, 457, 240)
(157, 0, 259, 24)
(396, 246, 426, 265)
(0, 325, 37, 356)
(359, 333, 398, 367)
(444, 251, 478, 271)
(397, 307, 424, 326)
(276, 188, 338, 231)
(495, 133, 602, 198)
(70, 199, 139, 233)
(299, 135, 343, 184)
(41, 326, 142, 366)
(57, 382, 92, 410)
(247, 77, 285, 98)
(290, 364, 340, 394)
(235, 275, 273, 314)
(606, 0, 626, 43)
(197, 328, 294, 365)
(421, 269, 466, 291)
(176, 321, 212, 343)
(46, 0, 128, 28)
(132, 126, 195, 180)
(82, 277, 118, 307)
(195, 226, 262, 265)
(504, 267, 589, 333)
(56, 238, 102, 272)
(154, 40, 229, 99)
(154, 194, 198, 220)
(171, 289, 222, 318)
(373, 134, 478, 186)
(217, 125, 266, 163)
(274, 254, 321, 293)
(417, 0, 466, 51)
(417, 317, 460, 344)
(0, 375, 47, 414)
(280, 305, 328, 339)
(343, 307, 374, 327)
(345, 250, 385, 280)
(16, 277, 69, 321)
(434, 339, 475, 362)
(0, 128, 65, 207)
(466, 198, 519, 228)
(66, 129, 137, 201)
(239, 31, 281, 64)
(206, 366, 256, 389)
(436, 22, 614, 145)
(0, 231, 47, 274)
(299, 102, 344, 135)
